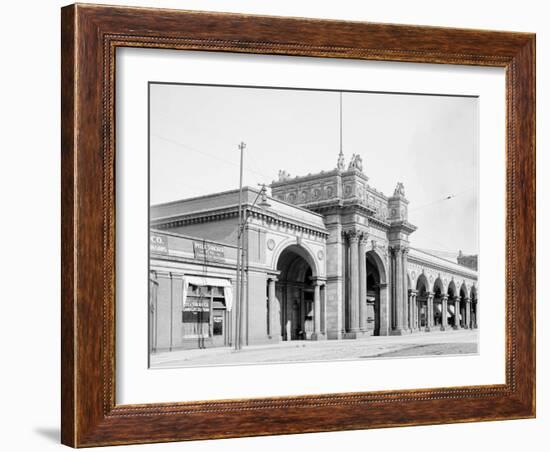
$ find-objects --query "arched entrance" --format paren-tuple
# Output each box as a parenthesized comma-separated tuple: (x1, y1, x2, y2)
(276, 245, 316, 341)
(447, 281, 461, 329)
(432, 278, 445, 327)
(470, 285, 478, 328)
(459, 284, 469, 329)
(416, 274, 430, 330)
(365, 251, 384, 335)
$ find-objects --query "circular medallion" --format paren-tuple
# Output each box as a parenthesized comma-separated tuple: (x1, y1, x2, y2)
(267, 238, 276, 250)
(327, 186, 334, 197)
(317, 250, 324, 261)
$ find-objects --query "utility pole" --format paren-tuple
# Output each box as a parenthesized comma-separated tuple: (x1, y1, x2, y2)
(234, 142, 245, 351)
(233, 142, 271, 351)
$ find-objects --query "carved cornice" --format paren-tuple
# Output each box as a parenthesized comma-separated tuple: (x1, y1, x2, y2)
(152, 205, 329, 238)
(270, 169, 341, 187)
(408, 254, 478, 281)
(389, 219, 417, 234)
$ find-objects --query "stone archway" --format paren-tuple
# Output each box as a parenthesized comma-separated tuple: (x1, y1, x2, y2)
(275, 245, 321, 341)
(432, 277, 445, 329)
(365, 250, 388, 336)
(416, 274, 431, 331)
(447, 281, 459, 329)
(470, 285, 478, 329)
(459, 284, 469, 329)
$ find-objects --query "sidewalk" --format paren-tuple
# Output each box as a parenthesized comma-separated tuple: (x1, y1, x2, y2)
(150, 329, 478, 368)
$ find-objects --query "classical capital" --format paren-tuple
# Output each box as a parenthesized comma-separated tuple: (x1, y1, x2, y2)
(389, 244, 404, 256)
(312, 277, 326, 287)
(347, 230, 359, 242)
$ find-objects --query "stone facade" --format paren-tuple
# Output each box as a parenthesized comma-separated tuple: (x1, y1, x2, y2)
(457, 250, 478, 271)
(149, 152, 478, 351)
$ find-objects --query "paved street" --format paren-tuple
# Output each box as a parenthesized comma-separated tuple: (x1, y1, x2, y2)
(150, 329, 478, 368)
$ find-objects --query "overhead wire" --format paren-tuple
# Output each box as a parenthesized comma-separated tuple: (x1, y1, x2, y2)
(151, 133, 274, 182)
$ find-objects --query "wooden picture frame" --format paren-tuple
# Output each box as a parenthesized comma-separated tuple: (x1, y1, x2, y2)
(61, 3, 535, 447)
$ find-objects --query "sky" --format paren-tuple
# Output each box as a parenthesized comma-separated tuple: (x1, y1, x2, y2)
(149, 83, 478, 256)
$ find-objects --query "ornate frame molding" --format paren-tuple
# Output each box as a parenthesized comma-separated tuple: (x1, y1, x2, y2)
(61, 4, 535, 447)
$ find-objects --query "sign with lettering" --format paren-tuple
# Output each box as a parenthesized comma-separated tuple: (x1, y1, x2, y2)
(193, 241, 225, 262)
(150, 234, 168, 254)
(183, 299, 210, 312)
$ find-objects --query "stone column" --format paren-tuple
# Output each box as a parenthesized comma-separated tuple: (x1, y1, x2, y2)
(412, 290, 418, 331)
(378, 283, 390, 336)
(349, 232, 360, 333)
(285, 284, 292, 340)
(465, 297, 471, 329)
(359, 235, 368, 332)
(341, 232, 347, 337)
(415, 294, 420, 329)
(408, 290, 416, 332)
(267, 277, 280, 341)
(322, 284, 327, 335)
(426, 292, 434, 331)
(312, 279, 323, 340)
(402, 248, 410, 331)
(392, 246, 405, 334)
(453, 296, 460, 329)
(440, 295, 448, 331)
(472, 301, 478, 329)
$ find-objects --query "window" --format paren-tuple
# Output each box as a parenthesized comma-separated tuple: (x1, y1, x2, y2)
(182, 284, 226, 338)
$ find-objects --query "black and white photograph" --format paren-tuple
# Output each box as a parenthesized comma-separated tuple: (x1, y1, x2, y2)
(2, 0, 542, 450)
(148, 83, 479, 368)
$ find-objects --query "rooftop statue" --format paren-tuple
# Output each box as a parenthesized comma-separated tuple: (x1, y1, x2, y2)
(336, 149, 346, 171)
(278, 169, 291, 181)
(393, 182, 406, 197)
(348, 153, 363, 172)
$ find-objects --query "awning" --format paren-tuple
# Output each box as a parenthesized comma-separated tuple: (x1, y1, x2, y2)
(184, 276, 232, 287)
(182, 275, 233, 311)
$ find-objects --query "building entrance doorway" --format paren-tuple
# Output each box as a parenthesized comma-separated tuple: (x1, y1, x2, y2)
(276, 245, 315, 341)
(365, 252, 381, 335)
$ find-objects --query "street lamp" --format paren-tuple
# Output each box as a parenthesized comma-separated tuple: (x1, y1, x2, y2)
(234, 142, 271, 351)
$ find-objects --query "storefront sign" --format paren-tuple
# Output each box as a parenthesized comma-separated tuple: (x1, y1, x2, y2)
(183, 300, 210, 312)
(193, 241, 225, 262)
(150, 234, 168, 254)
